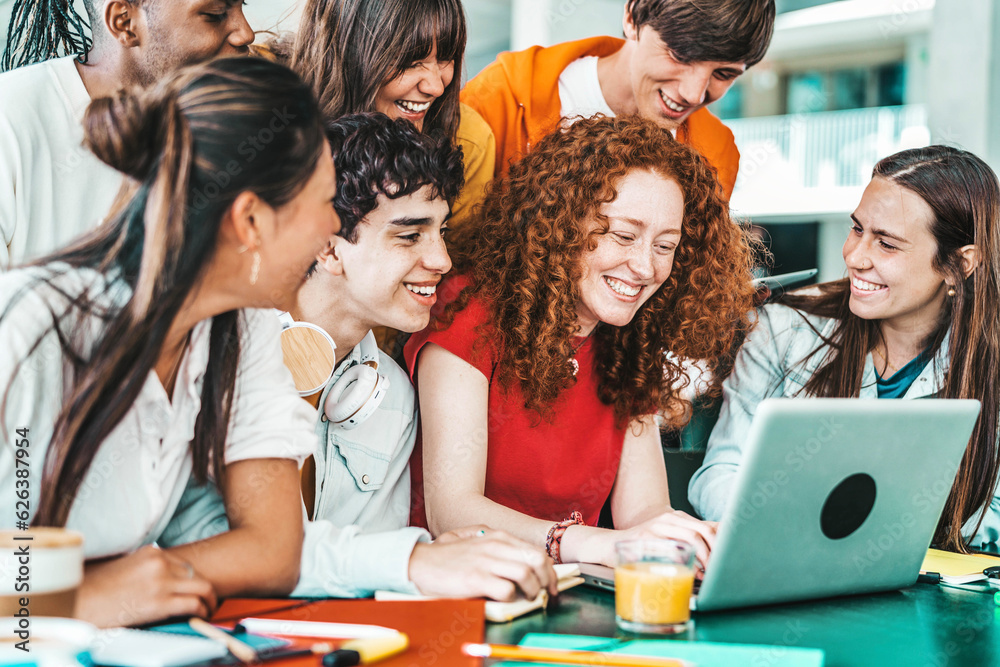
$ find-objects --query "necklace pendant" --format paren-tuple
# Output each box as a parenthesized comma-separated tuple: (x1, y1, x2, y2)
(570, 358, 580, 376)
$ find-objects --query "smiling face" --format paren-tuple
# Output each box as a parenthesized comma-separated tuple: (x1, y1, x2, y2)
(844, 176, 949, 333)
(330, 184, 452, 333)
(373, 46, 455, 133)
(625, 21, 745, 130)
(132, 0, 254, 85)
(259, 143, 341, 311)
(575, 169, 684, 334)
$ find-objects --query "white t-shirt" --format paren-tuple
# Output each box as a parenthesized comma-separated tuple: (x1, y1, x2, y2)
(0, 264, 318, 558)
(558, 56, 615, 121)
(558, 56, 676, 137)
(0, 56, 123, 269)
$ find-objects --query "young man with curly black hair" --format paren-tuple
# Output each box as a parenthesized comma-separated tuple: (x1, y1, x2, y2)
(162, 113, 558, 600)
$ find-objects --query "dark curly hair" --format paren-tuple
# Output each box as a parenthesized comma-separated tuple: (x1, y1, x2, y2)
(444, 115, 760, 426)
(326, 113, 465, 243)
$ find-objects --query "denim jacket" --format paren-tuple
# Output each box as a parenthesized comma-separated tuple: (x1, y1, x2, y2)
(689, 303, 1000, 548)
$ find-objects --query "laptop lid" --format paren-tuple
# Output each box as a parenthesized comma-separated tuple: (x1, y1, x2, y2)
(693, 398, 980, 611)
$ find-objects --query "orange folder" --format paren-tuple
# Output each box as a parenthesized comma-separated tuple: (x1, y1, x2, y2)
(212, 598, 486, 667)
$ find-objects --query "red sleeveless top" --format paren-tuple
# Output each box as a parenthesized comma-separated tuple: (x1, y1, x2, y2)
(404, 280, 626, 528)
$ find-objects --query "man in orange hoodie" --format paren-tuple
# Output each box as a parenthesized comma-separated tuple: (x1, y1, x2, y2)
(461, 0, 775, 202)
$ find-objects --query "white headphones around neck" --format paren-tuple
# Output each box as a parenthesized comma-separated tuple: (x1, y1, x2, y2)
(279, 315, 389, 430)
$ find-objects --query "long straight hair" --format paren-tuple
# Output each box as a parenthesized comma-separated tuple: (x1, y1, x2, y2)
(290, 0, 466, 140)
(1, 57, 324, 527)
(782, 145, 1000, 552)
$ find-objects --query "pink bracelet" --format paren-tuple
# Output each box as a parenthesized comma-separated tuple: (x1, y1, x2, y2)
(545, 511, 584, 564)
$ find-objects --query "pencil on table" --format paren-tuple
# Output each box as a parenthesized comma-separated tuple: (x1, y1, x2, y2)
(462, 643, 688, 667)
(189, 617, 259, 663)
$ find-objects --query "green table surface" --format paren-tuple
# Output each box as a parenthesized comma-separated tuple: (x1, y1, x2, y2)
(485, 582, 1000, 667)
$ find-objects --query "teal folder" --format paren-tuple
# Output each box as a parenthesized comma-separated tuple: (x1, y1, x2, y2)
(517, 632, 825, 666)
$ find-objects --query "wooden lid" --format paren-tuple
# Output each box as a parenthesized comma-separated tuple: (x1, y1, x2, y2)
(0, 528, 83, 549)
(281, 323, 337, 397)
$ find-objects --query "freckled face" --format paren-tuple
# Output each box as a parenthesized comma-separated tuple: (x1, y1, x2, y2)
(575, 169, 684, 334)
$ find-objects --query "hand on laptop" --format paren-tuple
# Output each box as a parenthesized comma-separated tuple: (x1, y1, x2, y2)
(409, 527, 559, 601)
(613, 510, 717, 573)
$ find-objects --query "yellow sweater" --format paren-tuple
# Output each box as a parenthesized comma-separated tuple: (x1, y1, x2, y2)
(451, 103, 496, 232)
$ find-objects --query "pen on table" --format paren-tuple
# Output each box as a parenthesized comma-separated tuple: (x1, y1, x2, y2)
(462, 643, 688, 667)
(917, 571, 941, 584)
(238, 618, 399, 639)
(322, 633, 410, 667)
(189, 617, 258, 663)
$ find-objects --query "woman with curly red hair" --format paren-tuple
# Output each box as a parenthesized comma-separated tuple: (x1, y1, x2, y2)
(404, 115, 759, 567)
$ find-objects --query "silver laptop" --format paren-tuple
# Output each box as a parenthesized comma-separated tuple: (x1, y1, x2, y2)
(579, 398, 981, 612)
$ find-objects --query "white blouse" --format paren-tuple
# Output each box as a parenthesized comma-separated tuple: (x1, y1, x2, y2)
(0, 265, 317, 558)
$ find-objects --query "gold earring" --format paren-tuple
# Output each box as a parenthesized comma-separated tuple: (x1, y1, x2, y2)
(250, 250, 261, 285)
(947, 286, 956, 297)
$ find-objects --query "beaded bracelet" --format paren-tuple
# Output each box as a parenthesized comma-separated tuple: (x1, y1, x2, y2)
(544, 511, 584, 564)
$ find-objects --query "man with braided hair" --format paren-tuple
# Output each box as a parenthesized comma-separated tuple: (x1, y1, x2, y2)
(0, 0, 254, 267)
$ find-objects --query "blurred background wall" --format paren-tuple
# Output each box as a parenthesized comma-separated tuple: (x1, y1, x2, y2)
(3, 0, 998, 281)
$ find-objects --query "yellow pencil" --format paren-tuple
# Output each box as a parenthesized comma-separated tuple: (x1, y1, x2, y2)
(462, 643, 689, 667)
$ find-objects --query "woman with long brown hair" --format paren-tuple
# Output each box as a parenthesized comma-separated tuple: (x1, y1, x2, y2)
(289, 0, 492, 232)
(0, 57, 340, 626)
(691, 145, 1000, 553)
(405, 115, 759, 567)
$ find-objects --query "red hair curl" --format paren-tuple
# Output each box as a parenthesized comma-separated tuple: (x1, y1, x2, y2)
(444, 115, 760, 426)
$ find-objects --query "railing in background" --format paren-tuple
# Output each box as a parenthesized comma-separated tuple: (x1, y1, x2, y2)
(729, 104, 929, 191)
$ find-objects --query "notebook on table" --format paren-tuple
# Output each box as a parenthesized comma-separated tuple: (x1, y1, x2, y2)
(375, 563, 584, 622)
(515, 633, 824, 667)
(921, 548, 1000, 584)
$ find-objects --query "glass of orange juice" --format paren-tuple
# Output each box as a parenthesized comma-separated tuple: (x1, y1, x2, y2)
(615, 539, 696, 634)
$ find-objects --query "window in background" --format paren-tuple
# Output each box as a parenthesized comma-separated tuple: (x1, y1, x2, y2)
(786, 71, 826, 114)
(710, 82, 745, 120)
(775, 0, 841, 13)
(876, 62, 906, 107)
(831, 68, 867, 111)
(785, 62, 907, 114)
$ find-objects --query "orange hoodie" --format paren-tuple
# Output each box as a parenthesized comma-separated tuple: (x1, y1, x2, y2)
(461, 36, 740, 201)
